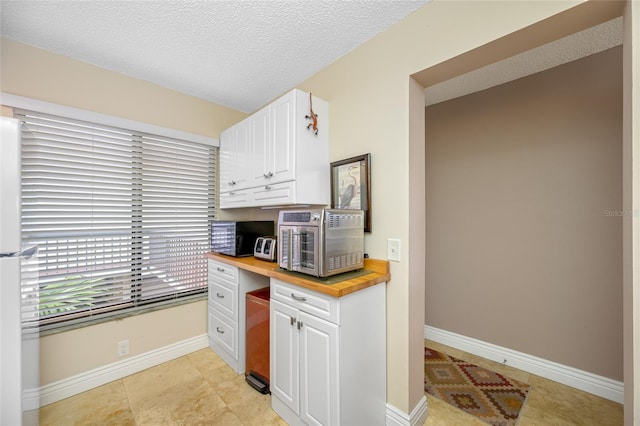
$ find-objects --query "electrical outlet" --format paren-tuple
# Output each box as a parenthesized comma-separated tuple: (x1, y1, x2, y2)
(117, 340, 129, 357)
(387, 238, 401, 262)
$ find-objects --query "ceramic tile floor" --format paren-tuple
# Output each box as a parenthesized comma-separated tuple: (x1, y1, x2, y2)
(38, 341, 623, 425)
(39, 348, 286, 426)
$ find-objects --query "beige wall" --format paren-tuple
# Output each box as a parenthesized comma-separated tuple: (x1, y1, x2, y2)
(0, 38, 246, 138)
(298, 0, 586, 414)
(39, 302, 207, 384)
(3, 0, 638, 418)
(424, 47, 623, 380)
(0, 37, 247, 387)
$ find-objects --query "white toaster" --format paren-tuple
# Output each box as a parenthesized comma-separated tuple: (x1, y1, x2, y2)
(254, 237, 277, 262)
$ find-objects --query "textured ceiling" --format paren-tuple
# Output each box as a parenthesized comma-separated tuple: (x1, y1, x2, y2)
(0, 0, 428, 113)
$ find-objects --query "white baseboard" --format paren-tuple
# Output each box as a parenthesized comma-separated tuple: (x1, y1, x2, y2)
(29, 334, 208, 408)
(386, 396, 428, 426)
(424, 325, 624, 404)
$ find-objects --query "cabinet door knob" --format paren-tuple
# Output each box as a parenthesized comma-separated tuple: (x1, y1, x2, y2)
(216, 293, 224, 298)
(291, 293, 307, 302)
(216, 327, 224, 334)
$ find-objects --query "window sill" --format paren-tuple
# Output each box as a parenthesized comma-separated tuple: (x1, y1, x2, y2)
(37, 293, 208, 337)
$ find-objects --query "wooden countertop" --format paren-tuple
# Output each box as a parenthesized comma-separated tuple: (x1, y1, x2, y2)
(205, 252, 390, 298)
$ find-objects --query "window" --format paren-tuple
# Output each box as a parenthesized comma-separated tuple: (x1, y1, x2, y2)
(17, 109, 216, 331)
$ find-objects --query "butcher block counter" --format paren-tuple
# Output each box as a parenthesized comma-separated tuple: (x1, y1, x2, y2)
(205, 252, 390, 298)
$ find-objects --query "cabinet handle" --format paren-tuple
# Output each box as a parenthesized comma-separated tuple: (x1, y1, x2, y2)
(216, 293, 224, 298)
(290, 293, 307, 302)
(229, 180, 236, 186)
(263, 172, 273, 179)
(265, 185, 272, 190)
(297, 321, 303, 330)
(216, 327, 224, 334)
(216, 267, 225, 272)
(290, 316, 296, 326)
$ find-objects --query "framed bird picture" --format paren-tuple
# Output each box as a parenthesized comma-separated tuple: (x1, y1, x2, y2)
(330, 153, 371, 232)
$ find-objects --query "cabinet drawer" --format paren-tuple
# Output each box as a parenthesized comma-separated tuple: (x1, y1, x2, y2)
(208, 308, 238, 360)
(208, 259, 238, 283)
(208, 279, 237, 321)
(252, 181, 294, 206)
(271, 279, 339, 324)
(220, 189, 250, 209)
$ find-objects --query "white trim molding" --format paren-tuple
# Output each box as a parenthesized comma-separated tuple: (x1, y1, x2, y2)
(424, 325, 624, 404)
(25, 334, 208, 408)
(386, 396, 428, 426)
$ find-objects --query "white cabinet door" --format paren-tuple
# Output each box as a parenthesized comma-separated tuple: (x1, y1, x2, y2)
(252, 92, 294, 187)
(219, 126, 235, 193)
(251, 105, 271, 186)
(270, 299, 300, 414)
(234, 118, 252, 189)
(219, 118, 251, 193)
(299, 312, 339, 426)
(269, 90, 295, 184)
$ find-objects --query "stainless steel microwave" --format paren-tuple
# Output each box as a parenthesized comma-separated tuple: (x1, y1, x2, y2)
(210, 220, 274, 257)
(278, 209, 364, 277)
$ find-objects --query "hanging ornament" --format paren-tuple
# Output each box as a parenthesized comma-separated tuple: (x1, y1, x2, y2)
(305, 92, 318, 135)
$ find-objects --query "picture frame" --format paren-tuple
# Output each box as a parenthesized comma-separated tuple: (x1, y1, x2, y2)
(330, 153, 371, 232)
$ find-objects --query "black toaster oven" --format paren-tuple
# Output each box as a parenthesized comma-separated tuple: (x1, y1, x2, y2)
(210, 220, 274, 257)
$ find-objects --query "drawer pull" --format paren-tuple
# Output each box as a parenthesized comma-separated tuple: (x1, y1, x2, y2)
(216, 267, 225, 272)
(291, 293, 307, 302)
(216, 327, 225, 334)
(290, 316, 296, 326)
(216, 293, 224, 298)
(297, 321, 303, 330)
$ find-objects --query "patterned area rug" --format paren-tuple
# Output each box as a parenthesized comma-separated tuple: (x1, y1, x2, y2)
(424, 347, 530, 426)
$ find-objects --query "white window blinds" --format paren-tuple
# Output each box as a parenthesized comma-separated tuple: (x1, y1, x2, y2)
(17, 109, 216, 330)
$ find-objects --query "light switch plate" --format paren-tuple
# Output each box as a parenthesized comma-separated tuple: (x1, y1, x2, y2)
(387, 238, 401, 262)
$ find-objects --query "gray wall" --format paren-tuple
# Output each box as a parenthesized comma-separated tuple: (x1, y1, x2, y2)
(425, 46, 623, 380)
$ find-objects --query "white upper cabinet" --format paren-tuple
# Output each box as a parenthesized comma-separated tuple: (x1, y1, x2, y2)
(219, 89, 329, 209)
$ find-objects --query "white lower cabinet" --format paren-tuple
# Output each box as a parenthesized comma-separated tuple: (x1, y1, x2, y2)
(207, 259, 269, 374)
(270, 279, 386, 426)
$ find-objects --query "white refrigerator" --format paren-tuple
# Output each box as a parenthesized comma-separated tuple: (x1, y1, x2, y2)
(1, 116, 39, 425)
